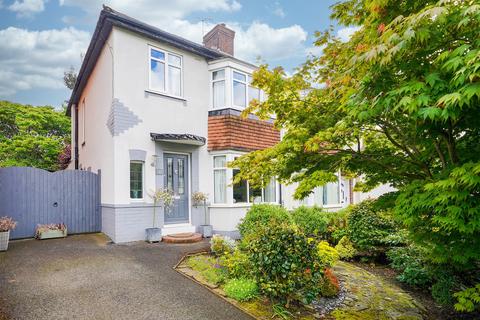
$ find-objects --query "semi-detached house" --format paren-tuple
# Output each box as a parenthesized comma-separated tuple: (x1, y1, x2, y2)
(67, 6, 383, 243)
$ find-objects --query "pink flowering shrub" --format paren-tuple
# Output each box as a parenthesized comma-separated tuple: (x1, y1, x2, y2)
(0, 217, 17, 232)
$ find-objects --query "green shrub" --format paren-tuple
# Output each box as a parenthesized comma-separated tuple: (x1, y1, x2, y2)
(387, 246, 432, 287)
(454, 284, 480, 313)
(210, 234, 236, 256)
(222, 248, 253, 279)
(292, 206, 329, 238)
(245, 221, 324, 305)
(347, 200, 397, 251)
(335, 236, 357, 260)
(186, 255, 227, 285)
(223, 278, 258, 301)
(431, 272, 456, 306)
(317, 241, 339, 268)
(238, 204, 292, 238)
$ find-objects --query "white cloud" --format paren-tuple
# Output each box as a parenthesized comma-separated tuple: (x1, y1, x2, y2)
(8, 0, 46, 17)
(0, 27, 90, 96)
(272, 2, 285, 18)
(336, 26, 361, 42)
(59, 0, 242, 20)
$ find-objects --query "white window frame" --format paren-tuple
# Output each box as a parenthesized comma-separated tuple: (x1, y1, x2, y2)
(213, 155, 227, 204)
(148, 45, 183, 98)
(212, 153, 278, 206)
(232, 69, 248, 109)
(130, 160, 145, 201)
(211, 68, 226, 109)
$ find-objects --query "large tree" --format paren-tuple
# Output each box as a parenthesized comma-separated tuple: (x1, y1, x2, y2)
(231, 0, 480, 266)
(0, 101, 71, 171)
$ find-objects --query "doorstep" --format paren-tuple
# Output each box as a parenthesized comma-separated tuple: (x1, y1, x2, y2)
(161, 224, 196, 236)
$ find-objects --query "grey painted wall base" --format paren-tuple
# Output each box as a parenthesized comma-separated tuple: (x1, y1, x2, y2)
(102, 203, 205, 243)
(212, 230, 241, 240)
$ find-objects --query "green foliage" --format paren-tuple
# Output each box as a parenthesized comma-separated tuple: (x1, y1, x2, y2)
(454, 284, 480, 313)
(347, 200, 397, 252)
(0, 101, 70, 171)
(335, 236, 357, 261)
(272, 304, 293, 320)
(227, 0, 480, 291)
(291, 206, 329, 238)
(210, 234, 236, 256)
(431, 273, 456, 306)
(387, 246, 432, 287)
(222, 248, 253, 279)
(237, 204, 292, 238)
(245, 221, 324, 305)
(396, 163, 480, 266)
(317, 241, 339, 268)
(185, 255, 226, 285)
(223, 278, 258, 302)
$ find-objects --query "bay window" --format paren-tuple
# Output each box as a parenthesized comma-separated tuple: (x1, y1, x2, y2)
(233, 71, 247, 108)
(213, 154, 277, 205)
(210, 68, 264, 110)
(149, 47, 182, 97)
(212, 70, 225, 109)
(213, 156, 227, 203)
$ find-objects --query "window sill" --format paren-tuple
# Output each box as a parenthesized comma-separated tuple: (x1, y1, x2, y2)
(209, 202, 279, 208)
(145, 89, 187, 102)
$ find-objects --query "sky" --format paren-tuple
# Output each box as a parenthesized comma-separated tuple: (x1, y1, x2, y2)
(0, 0, 358, 108)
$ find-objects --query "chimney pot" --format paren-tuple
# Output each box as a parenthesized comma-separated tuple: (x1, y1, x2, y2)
(203, 23, 235, 56)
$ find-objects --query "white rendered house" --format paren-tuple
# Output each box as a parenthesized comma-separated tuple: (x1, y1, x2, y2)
(67, 7, 375, 243)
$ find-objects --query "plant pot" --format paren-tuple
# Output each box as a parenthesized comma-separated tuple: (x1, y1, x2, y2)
(199, 225, 213, 238)
(0, 230, 10, 251)
(146, 227, 162, 243)
(37, 228, 67, 240)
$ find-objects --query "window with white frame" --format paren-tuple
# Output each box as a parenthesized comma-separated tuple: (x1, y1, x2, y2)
(213, 154, 277, 204)
(149, 47, 182, 97)
(213, 156, 227, 203)
(233, 71, 247, 108)
(130, 161, 144, 199)
(248, 75, 261, 104)
(312, 175, 343, 206)
(212, 69, 225, 109)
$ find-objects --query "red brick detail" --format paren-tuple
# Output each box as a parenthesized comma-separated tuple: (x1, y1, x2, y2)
(208, 114, 280, 151)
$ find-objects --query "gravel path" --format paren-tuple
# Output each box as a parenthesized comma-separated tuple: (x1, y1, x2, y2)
(0, 234, 252, 320)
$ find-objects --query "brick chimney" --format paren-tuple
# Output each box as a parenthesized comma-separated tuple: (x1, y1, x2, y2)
(203, 23, 235, 56)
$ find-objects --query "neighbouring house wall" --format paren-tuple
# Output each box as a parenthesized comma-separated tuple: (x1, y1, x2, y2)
(76, 32, 115, 205)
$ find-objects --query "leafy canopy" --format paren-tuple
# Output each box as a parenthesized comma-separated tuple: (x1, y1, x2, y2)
(231, 0, 480, 266)
(0, 101, 70, 171)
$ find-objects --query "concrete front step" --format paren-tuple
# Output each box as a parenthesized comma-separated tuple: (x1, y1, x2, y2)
(163, 232, 203, 244)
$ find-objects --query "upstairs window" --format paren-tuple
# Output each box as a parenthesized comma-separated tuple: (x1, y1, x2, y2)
(248, 75, 261, 104)
(149, 47, 182, 97)
(212, 70, 225, 109)
(233, 71, 247, 108)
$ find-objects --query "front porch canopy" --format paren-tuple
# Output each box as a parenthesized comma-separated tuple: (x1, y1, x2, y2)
(150, 133, 206, 146)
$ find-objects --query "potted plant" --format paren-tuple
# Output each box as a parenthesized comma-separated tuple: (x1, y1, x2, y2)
(0, 217, 17, 251)
(35, 223, 67, 239)
(146, 188, 174, 243)
(192, 191, 212, 238)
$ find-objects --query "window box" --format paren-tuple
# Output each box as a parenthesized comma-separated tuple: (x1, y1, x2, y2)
(35, 224, 67, 240)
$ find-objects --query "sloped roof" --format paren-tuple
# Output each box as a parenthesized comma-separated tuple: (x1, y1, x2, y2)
(66, 6, 226, 115)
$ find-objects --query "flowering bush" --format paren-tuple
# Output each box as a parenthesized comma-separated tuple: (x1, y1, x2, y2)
(210, 234, 236, 255)
(0, 217, 17, 232)
(192, 191, 208, 206)
(35, 223, 66, 236)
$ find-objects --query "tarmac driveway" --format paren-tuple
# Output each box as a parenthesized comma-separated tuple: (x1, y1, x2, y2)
(0, 234, 252, 320)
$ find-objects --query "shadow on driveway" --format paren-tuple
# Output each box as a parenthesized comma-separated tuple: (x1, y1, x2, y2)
(0, 234, 252, 320)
